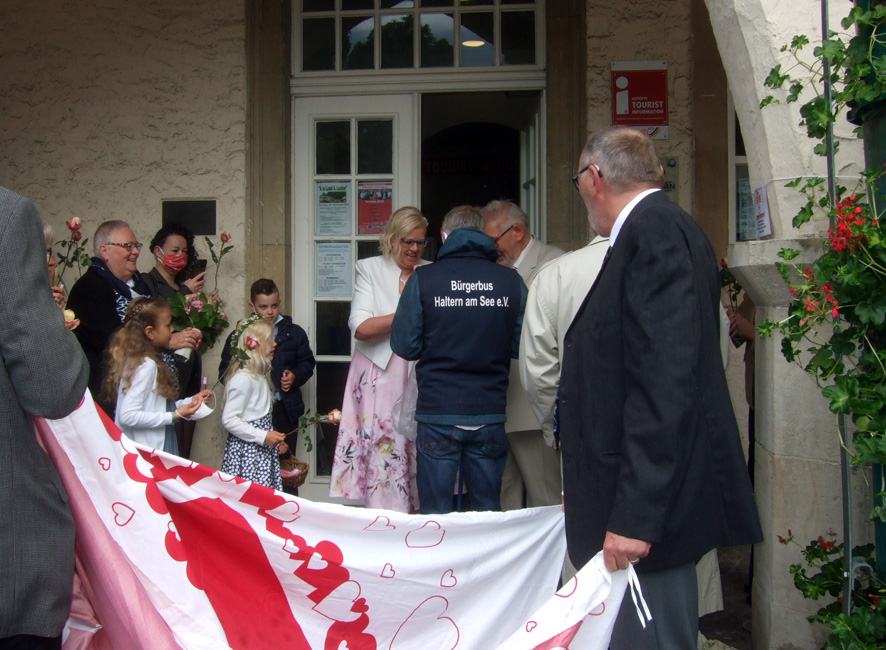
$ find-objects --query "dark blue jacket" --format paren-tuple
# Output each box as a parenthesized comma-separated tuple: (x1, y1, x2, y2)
(219, 315, 315, 421)
(391, 228, 526, 425)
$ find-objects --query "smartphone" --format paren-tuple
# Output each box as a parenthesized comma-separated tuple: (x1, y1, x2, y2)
(187, 258, 208, 279)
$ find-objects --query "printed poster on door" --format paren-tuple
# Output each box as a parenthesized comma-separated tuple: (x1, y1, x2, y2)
(357, 181, 393, 235)
(316, 182, 351, 236)
(316, 242, 352, 297)
(611, 61, 669, 140)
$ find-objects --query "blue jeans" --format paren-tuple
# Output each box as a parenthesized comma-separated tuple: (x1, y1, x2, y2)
(416, 422, 509, 514)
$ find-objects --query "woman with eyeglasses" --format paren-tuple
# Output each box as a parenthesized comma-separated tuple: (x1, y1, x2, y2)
(329, 206, 429, 513)
(66, 220, 200, 417)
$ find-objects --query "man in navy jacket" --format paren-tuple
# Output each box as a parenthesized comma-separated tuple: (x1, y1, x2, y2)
(561, 128, 762, 648)
(391, 205, 526, 514)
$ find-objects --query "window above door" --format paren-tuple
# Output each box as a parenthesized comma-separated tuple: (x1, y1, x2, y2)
(295, 1, 543, 80)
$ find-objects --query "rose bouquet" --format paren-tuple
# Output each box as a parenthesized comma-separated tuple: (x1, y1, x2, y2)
(168, 291, 229, 355)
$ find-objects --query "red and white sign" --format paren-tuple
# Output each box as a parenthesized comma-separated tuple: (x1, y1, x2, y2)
(611, 61, 669, 140)
(37, 393, 645, 650)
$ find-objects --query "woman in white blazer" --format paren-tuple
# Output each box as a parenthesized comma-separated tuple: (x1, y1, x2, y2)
(329, 207, 429, 512)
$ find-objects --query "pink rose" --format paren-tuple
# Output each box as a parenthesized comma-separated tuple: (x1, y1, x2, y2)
(327, 409, 342, 425)
(66, 217, 82, 231)
(190, 300, 204, 311)
(71, 231, 82, 241)
(245, 335, 260, 350)
(220, 232, 231, 243)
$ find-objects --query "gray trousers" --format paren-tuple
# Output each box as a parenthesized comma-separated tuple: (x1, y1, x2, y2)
(611, 562, 698, 650)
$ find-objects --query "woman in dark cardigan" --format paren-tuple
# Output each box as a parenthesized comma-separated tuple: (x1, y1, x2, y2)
(142, 223, 208, 458)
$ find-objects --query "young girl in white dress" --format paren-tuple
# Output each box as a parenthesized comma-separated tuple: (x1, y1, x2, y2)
(221, 315, 287, 489)
(106, 298, 212, 454)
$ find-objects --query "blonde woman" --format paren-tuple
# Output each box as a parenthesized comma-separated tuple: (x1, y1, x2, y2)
(329, 206, 429, 512)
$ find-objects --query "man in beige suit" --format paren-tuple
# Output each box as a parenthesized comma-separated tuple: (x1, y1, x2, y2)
(481, 200, 564, 509)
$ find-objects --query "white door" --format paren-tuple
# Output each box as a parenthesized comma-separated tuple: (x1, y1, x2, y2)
(291, 94, 418, 503)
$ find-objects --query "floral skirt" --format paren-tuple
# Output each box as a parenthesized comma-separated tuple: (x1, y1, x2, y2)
(329, 350, 419, 513)
(221, 411, 282, 490)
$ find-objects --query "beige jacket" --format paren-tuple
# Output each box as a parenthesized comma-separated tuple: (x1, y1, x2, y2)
(519, 236, 609, 445)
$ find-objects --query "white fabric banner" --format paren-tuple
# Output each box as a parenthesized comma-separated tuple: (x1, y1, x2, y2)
(45, 394, 581, 649)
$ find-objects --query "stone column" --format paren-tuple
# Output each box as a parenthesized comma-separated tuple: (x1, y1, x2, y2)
(705, 0, 873, 647)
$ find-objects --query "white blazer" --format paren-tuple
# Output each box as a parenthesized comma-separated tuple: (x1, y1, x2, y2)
(115, 358, 191, 451)
(349, 254, 428, 371)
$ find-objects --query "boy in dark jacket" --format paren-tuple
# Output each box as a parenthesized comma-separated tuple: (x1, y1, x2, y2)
(219, 278, 315, 439)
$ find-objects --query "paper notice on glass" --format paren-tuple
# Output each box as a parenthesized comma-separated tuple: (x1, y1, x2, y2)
(316, 182, 351, 236)
(316, 242, 352, 297)
(357, 181, 393, 235)
(737, 178, 756, 241)
(753, 185, 773, 238)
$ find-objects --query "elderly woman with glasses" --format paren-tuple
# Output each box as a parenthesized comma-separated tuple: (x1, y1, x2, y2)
(329, 206, 429, 513)
(66, 220, 201, 417)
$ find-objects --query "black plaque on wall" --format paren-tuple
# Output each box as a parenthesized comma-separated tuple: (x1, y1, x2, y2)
(161, 200, 216, 236)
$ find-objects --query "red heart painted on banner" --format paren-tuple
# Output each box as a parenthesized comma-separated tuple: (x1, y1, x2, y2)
(381, 563, 396, 578)
(390, 596, 459, 650)
(363, 515, 396, 532)
(112, 502, 135, 526)
(526, 621, 537, 632)
(308, 552, 327, 570)
(98, 457, 111, 471)
(266, 500, 300, 522)
(405, 521, 445, 548)
(555, 575, 577, 598)
(440, 569, 457, 588)
(312, 580, 363, 622)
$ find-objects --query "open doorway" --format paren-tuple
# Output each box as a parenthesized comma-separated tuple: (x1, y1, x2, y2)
(420, 90, 542, 259)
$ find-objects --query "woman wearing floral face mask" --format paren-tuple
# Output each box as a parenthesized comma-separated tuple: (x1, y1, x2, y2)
(143, 223, 207, 457)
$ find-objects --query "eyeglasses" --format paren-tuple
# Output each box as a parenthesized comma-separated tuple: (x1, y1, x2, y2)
(400, 238, 428, 248)
(106, 242, 143, 252)
(571, 164, 602, 190)
(493, 223, 516, 243)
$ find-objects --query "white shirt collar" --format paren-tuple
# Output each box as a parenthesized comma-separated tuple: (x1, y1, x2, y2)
(608, 188, 661, 248)
(512, 235, 536, 269)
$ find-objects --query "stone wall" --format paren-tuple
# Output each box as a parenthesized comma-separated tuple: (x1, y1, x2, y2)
(0, 0, 249, 324)
(585, 0, 694, 220)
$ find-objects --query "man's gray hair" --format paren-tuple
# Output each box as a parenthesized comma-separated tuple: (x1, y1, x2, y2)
(441, 205, 484, 235)
(93, 220, 132, 256)
(481, 199, 529, 229)
(581, 127, 664, 193)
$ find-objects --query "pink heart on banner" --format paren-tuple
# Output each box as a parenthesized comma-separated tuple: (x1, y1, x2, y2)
(381, 563, 396, 578)
(526, 621, 537, 632)
(266, 500, 300, 522)
(98, 457, 111, 471)
(112, 502, 135, 526)
(440, 569, 457, 588)
(363, 515, 396, 532)
(405, 521, 445, 548)
(390, 596, 459, 650)
(556, 575, 578, 598)
(589, 602, 606, 616)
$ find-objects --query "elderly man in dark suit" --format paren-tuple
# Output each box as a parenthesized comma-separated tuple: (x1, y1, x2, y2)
(559, 128, 761, 648)
(0, 187, 89, 650)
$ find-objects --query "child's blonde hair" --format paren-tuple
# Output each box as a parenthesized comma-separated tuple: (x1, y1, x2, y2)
(104, 297, 178, 402)
(224, 316, 275, 394)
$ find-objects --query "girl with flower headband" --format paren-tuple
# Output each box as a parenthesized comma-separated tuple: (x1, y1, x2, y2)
(104, 297, 213, 454)
(221, 315, 287, 489)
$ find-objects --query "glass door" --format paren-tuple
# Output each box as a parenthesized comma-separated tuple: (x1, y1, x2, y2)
(292, 94, 418, 502)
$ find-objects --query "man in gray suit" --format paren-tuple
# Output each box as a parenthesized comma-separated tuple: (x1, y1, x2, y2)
(0, 187, 89, 650)
(481, 200, 564, 509)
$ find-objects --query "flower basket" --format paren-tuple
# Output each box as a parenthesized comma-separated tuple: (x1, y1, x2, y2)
(280, 456, 309, 489)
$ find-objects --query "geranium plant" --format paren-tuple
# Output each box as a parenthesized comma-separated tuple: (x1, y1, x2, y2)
(168, 291, 229, 354)
(778, 529, 885, 648)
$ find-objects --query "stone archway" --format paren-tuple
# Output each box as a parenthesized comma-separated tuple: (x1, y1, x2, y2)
(704, 1, 872, 648)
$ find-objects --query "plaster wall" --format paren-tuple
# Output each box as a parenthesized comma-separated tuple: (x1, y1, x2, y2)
(705, 0, 873, 647)
(585, 0, 694, 223)
(0, 0, 249, 374)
